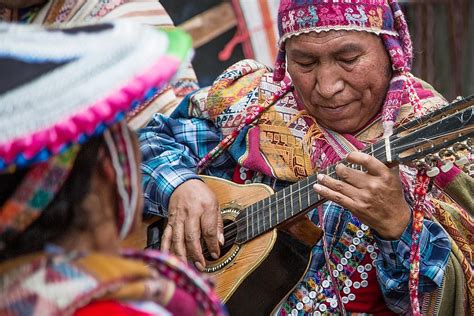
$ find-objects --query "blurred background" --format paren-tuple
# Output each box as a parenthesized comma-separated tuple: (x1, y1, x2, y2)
(161, 0, 473, 101)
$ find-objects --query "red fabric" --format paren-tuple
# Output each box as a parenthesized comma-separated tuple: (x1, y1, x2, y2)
(165, 287, 200, 315)
(232, 164, 255, 184)
(434, 164, 461, 189)
(74, 300, 153, 316)
(345, 255, 397, 316)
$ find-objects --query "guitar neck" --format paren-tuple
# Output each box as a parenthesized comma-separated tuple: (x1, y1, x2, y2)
(234, 97, 473, 245)
(235, 141, 390, 244)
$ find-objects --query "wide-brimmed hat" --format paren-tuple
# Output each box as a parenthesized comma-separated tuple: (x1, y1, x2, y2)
(0, 21, 192, 243)
(0, 21, 192, 172)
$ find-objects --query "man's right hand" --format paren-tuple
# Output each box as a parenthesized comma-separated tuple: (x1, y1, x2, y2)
(161, 179, 224, 271)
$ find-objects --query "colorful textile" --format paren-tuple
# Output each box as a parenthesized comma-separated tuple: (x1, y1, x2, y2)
(0, 22, 191, 172)
(274, 0, 419, 138)
(103, 121, 140, 239)
(0, 0, 199, 129)
(0, 21, 191, 245)
(0, 146, 79, 246)
(139, 59, 453, 314)
(229, 0, 280, 67)
(0, 249, 226, 316)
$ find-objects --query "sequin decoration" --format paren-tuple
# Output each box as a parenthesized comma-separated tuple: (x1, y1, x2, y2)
(280, 218, 379, 315)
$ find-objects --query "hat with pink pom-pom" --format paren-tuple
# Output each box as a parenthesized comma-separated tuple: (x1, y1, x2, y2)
(0, 21, 191, 244)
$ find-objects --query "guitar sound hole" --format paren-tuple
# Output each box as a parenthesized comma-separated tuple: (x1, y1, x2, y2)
(203, 219, 237, 261)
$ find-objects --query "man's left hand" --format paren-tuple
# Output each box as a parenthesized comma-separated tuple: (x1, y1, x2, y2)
(314, 151, 411, 240)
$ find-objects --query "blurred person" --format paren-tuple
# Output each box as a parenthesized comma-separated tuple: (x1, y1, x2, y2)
(0, 21, 225, 316)
(0, 0, 199, 128)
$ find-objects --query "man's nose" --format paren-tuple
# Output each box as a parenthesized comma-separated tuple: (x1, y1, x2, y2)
(315, 65, 344, 99)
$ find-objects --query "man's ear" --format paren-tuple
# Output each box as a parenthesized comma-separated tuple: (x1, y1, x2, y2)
(97, 148, 116, 184)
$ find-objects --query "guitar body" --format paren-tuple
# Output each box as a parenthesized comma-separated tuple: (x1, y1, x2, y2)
(201, 176, 317, 315)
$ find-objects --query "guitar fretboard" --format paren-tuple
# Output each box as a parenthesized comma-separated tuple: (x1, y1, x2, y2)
(235, 142, 387, 244)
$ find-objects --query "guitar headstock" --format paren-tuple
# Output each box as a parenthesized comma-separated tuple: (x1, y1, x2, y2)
(389, 97, 473, 177)
(412, 139, 472, 177)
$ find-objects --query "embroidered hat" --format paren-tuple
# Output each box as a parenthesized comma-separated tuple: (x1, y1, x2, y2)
(0, 21, 192, 243)
(274, 0, 420, 137)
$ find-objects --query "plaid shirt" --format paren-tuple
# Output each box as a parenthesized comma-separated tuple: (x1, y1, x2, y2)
(139, 107, 450, 314)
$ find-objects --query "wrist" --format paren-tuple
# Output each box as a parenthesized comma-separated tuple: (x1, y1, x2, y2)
(375, 203, 411, 240)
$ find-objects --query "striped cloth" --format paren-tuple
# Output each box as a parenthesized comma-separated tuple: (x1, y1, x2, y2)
(231, 0, 280, 67)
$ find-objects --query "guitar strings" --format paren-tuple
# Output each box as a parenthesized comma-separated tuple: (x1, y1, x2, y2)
(209, 143, 386, 252)
(229, 126, 469, 242)
(204, 110, 472, 256)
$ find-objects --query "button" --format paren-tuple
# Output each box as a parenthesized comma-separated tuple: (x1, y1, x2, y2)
(353, 281, 361, 289)
(361, 280, 368, 287)
(342, 297, 349, 304)
(357, 265, 365, 273)
(344, 279, 353, 287)
(345, 251, 352, 259)
(332, 270, 339, 277)
(337, 263, 344, 271)
(370, 252, 378, 260)
(313, 312, 321, 316)
(349, 244, 356, 252)
(361, 272, 368, 280)
(348, 293, 356, 301)
(361, 224, 369, 231)
(365, 263, 373, 271)
(322, 280, 330, 288)
(330, 300, 338, 308)
(353, 237, 360, 246)
(291, 308, 299, 315)
(319, 304, 327, 312)
(296, 302, 304, 310)
(356, 230, 364, 238)
(367, 245, 375, 253)
(340, 258, 348, 265)
(343, 286, 351, 294)
(303, 296, 310, 304)
(309, 291, 317, 299)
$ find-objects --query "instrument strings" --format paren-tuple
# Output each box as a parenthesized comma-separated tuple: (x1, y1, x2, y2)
(204, 108, 473, 257)
(209, 142, 387, 253)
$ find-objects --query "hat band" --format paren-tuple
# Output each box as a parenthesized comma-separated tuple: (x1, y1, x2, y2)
(278, 26, 398, 47)
(278, 3, 397, 47)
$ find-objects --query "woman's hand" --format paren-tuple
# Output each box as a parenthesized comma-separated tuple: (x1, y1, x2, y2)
(314, 152, 411, 240)
(162, 179, 224, 270)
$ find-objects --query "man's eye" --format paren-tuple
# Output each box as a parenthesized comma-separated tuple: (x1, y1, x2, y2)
(296, 61, 314, 67)
(340, 57, 359, 65)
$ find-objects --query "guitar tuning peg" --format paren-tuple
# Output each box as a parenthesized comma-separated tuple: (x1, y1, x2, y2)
(427, 166, 440, 177)
(455, 156, 469, 167)
(414, 159, 425, 170)
(424, 154, 440, 177)
(440, 161, 454, 173)
(453, 142, 471, 167)
(438, 149, 455, 172)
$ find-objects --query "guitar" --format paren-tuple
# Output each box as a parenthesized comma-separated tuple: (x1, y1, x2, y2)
(123, 94, 473, 315)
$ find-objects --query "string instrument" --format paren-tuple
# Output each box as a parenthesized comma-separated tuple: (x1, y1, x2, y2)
(123, 95, 473, 315)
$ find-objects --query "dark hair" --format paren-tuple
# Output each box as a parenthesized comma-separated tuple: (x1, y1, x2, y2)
(0, 136, 105, 260)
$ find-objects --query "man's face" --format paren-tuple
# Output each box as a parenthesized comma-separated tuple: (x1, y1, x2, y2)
(286, 30, 391, 134)
(0, 0, 45, 9)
